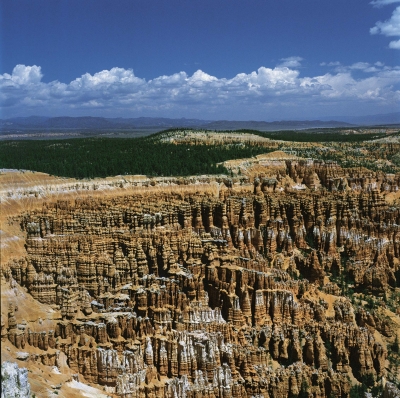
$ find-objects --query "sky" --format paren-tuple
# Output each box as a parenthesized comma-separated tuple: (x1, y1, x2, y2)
(1, 0, 399, 121)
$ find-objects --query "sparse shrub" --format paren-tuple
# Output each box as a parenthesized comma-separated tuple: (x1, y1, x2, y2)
(393, 335, 399, 353)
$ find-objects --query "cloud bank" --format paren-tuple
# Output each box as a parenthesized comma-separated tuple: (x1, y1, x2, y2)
(1, 61, 399, 119)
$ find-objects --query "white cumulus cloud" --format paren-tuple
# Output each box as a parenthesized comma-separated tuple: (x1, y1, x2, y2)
(278, 56, 303, 68)
(1, 61, 399, 119)
(1, 64, 43, 86)
(370, 6, 400, 35)
(370, 6, 400, 49)
(389, 38, 400, 47)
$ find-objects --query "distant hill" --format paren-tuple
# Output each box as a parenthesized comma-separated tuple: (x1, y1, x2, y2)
(202, 120, 352, 130)
(0, 116, 354, 131)
(0, 116, 211, 130)
(319, 112, 400, 126)
(2, 111, 399, 132)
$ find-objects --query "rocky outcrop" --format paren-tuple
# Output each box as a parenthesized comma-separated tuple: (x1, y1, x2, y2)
(1, 361, 31, 398)
(383, 381, 400, 398)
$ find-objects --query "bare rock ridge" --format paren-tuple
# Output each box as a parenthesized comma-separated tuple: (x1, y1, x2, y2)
(2, 158, 400, 397)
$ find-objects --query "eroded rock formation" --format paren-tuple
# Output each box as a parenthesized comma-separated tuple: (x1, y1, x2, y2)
(2, 158, 400, 397)
(1, 361, 31, 398)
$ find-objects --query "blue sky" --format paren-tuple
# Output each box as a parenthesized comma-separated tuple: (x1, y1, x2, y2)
(1, 0, 399, 120)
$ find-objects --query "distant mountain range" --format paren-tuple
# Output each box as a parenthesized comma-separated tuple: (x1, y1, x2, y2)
(319, 112, 400, 126)
(1, 112, 399, 132)
(0, 116, 201, 130)
(0, 116, 352, 131)
(200, 120, 352, 130)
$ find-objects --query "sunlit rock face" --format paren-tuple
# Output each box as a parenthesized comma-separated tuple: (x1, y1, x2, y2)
(1, 361, 31, 398)
(2, 158, 400, 397)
